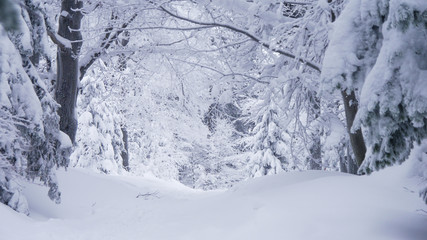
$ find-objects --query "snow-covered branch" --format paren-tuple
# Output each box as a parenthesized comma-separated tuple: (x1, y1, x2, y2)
(159, 6, 321, 73)
(79, 13, 138, 80)
(47, 30, 72, 50)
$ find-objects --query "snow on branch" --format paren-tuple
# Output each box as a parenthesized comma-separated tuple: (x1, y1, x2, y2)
(20, 2, 71, 51)
(159, 6, 321, 73)
(47, 30, 72, 50)
(283, 1, 313, 5)
(169, 57, 270, 84)
(79, 13, 138, 80)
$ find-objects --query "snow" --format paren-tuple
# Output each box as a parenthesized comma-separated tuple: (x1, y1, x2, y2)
(324, 116, 346, 147)
(0, 24, 44, 127)
(60, 11, 69, 18)
(321, 0, 363, 92)
(54, 33, 72, 49)
(58, 131, 72, 149)
(1, 162, 426, 240)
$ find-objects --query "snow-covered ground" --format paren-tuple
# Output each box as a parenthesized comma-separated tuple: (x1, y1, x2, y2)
(1, 162, 426, 240)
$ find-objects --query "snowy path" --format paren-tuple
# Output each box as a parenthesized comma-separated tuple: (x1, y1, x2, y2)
(1, 164, 426, 240)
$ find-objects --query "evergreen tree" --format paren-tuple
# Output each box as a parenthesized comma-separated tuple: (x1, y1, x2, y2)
(0, 0, 71, 214)
(357, 0, 427, 174)
(323, 0, 427, 175)
(244, 81, 291, 177)
(71, 74, 125, 174)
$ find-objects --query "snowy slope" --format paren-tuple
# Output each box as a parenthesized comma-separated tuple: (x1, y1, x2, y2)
(0, 163, 426, 240)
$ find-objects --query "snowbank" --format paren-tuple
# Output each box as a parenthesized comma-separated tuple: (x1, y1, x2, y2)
(0, 163, 425, 240)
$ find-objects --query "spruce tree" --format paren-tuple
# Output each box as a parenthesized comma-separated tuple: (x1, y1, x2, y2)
(0, 0, 71, 214)
(322, 0, 427, 176)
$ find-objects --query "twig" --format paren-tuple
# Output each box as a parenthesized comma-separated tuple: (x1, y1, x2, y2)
(136, 191, 160, 199)
(159, 6, 321, 73)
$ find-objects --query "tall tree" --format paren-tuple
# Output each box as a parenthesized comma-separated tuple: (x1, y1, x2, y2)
(55, 0, 83, 143)
(51, 0, 139, 144)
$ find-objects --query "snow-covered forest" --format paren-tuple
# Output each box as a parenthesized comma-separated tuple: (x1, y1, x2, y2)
(1, 0, 426, 239)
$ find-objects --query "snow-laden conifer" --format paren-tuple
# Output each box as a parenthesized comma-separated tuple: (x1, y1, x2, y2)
(323, 0, 427, 176)
(0, 0, 70, 214)
(71, 75, 125, 174)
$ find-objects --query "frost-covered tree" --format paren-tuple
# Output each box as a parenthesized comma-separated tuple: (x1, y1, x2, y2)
(322, 0, 427, 175)
(357, 0, 427, 174)
(194, 0, 346, 173)
(70, 73, 125, 174)
(0, 0, 71, 214)
(244, 85, 290, 177)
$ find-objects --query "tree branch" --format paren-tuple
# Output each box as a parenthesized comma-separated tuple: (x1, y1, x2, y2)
(283, 1, 313, 6)
(47, 30, 71, 50)
(169, 57, 270, 84)
(39, 6, 71, 51)
(79, 13, 138, 80)
(159, 6, 321, 73)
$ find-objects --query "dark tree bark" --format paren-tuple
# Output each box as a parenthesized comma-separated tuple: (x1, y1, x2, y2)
(341, 90, 366, 168)
(346, 144, 358, 174)
(54, 5, 136, 143)
(55, 0, 83, 143)
(121, 127, 129, 171)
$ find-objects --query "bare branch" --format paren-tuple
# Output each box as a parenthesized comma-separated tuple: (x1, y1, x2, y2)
(283, 1, 313, 6)
(136, 191, 160, 199)
(156, 38, 186, 46)
(169, 57, 269, 84)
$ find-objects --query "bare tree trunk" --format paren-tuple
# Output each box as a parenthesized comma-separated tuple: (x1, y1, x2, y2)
(121, 127, 129, 171)
(338, 142, 348, 173)
(309, 136, 322, 170)
(346, 144, 358, 174)
(55, 0, 83, 143)
(341, 90, 366, 168)
(308, 91, 322, 170)
(339, 141, 358, 174)
(339, 156, 348, 173)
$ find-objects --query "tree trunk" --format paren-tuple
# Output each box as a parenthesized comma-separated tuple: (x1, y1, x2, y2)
(308, 91, 322, 170)
(347, 144, 359, 174)
(55, 0, 83, 143)
(309, 136, 322, 170)
(341, 90, 366, 168)
(339, 141, 358, 174)
(338, 142, 348, 173)
(339, 156, 348, 173)
(121, 127, 129, 171)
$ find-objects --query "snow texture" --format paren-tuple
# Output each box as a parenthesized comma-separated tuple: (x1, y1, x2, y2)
(0, 159, 426, 240)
